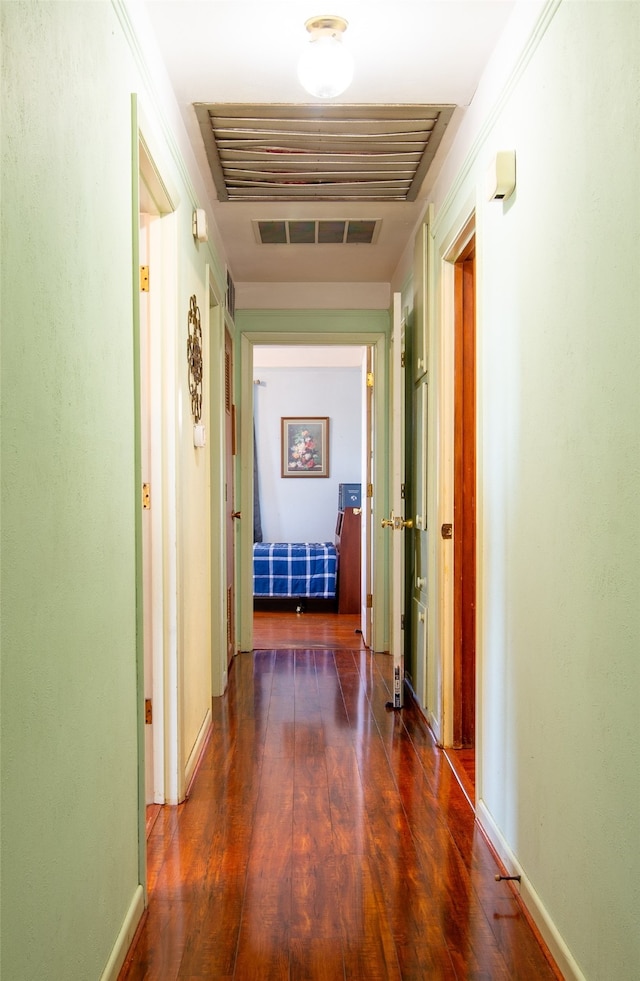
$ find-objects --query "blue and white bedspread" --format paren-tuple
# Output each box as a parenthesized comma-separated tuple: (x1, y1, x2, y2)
(253, 542, 337, 598)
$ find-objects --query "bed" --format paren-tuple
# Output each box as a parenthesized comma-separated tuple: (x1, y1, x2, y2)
(253, 541, 338, 611)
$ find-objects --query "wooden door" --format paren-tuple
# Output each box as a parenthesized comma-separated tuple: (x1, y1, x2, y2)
(453, 238, 476, 748)
(225, 328, 236, 665)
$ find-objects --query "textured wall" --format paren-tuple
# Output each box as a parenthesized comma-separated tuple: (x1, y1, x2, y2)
(0, 3, 141, 978)
(419, 2, 640, 978)
(0, 1, 223, 976)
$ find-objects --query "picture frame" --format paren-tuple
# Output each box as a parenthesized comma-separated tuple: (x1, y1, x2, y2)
(281, 417, 329, 477)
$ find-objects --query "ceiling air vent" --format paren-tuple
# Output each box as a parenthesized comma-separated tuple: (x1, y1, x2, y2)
(253, 219, 381, 245)
(195, 103, 454, 202)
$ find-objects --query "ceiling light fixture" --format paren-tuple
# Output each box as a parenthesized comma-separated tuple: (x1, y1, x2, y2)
(297, 15, 354, 99)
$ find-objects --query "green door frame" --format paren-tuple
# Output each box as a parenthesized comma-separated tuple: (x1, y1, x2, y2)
(236, 315, 390, 655)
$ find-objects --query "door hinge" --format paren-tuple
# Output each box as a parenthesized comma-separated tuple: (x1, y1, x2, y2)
(366, 593, 373, 609)
(401, 482, 406, 499)
(142, 483, 151, 510)
(145, 698, 153, 724)
(140, 265, 150, 292)
(401, 351, 406, 368)
(401, 613, 406, 630)
(366, 371, 374, 388)
(367, 483, 373, 498)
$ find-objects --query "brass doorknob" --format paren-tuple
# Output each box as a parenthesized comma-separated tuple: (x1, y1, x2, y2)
(231, 511, 242, 520)
(381, 517, 394, 528)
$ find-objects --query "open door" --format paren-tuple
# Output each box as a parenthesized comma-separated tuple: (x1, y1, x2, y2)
(225, 328, 237, 666)
(139, 211, 155, 806)
(360, 346, 374, 647)
(138, 162, 171, 808)
(383, 293, 411, 707)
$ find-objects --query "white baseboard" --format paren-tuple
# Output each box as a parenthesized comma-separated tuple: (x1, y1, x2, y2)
(99, 884, 144, 981)
(476, 799, 585, 981)
(184, 706, 212, 794)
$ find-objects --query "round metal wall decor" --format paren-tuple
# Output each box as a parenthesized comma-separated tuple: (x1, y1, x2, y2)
(187, 294, 203, 422)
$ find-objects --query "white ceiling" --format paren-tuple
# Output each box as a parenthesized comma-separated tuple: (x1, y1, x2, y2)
(144, 1, 517, 284)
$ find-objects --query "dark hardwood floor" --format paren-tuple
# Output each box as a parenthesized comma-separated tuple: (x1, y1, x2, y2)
(443, 748, 476, 809)
(123, 622, 560, 980)
(253, 611, 366, 651)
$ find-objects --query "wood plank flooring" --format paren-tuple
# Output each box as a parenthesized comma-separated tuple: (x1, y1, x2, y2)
(123, 642, 560, 980)
(253, 612, 366, 651)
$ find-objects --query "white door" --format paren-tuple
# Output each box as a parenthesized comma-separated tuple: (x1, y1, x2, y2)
(360, 346, 374, 647)
(138, 151, 173, 805)
(385, 293, 410, 707)
(139, 211, 155, 804)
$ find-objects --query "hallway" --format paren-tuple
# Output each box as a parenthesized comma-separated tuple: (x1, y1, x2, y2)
(122, 643, 559, 980)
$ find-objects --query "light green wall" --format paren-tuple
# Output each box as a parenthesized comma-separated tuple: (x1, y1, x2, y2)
(411, 2, 639, 978)
(236, 309, 389, 337)
(1, 1, 223, 977)
(1, 4, 140, 977)
(479, 5, 639, 977)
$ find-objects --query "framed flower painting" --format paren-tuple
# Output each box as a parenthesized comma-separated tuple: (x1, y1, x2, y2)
(281, 417, 329, 477)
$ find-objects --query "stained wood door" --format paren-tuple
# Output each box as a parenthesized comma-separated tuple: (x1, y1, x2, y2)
(453, 239, 476, 748)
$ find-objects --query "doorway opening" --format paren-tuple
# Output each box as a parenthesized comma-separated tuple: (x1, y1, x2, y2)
(446, 231, 477, 805)
(238, 328, 389, 657)
(136, 124, 179, 862)
(251, 345, 367, 649)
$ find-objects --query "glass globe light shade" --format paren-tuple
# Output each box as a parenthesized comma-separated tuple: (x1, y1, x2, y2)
(297, 30, 354, 99)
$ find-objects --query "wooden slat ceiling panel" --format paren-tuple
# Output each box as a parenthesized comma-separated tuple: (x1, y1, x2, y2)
(231, 179, 412, 190)
(220, 150, 424, 162)
(223, 166, 421, 179)
(195, 103, 454, 202)
(213, 126, 437, 141)
(211, 117, 439, 132)
(231, 186, 408, 200)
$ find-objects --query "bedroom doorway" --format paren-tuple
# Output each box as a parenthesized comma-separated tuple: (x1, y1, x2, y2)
(238, 328, 389, 656)
(251, 345, 367, 644)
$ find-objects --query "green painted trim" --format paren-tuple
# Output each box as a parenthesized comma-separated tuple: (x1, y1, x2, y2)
(236, 309, 390, 336)
(236, 311, 391, 653)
